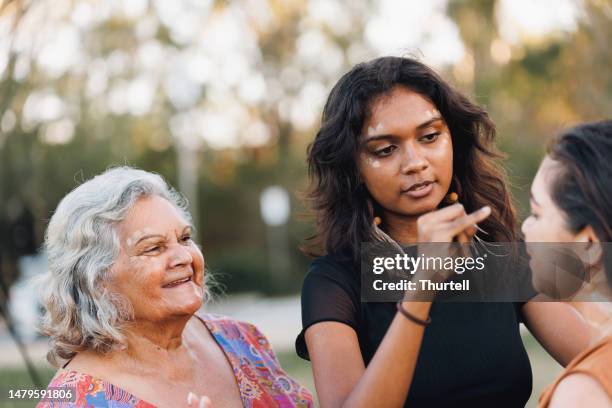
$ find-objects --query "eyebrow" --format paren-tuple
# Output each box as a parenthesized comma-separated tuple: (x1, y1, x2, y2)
(362, 116, 444, 144)
(416, 116, 444, 130)
(133, 226, 193, 246)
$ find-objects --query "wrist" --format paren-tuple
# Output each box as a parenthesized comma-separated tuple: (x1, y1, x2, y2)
(396, 301, 432, 326)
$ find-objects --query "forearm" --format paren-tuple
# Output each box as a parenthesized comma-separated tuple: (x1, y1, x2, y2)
(339, 301, 432, 408)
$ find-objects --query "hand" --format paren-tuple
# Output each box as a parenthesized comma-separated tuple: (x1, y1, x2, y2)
(416, 203, 490, 243)
(412, 204, 491, 286)
(187, 392, 213, 408)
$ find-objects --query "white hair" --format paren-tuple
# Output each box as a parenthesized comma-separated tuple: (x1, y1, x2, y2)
(37, 166, 208, 366)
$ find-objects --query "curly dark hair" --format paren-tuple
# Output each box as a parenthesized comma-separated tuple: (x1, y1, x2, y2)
(305, 56, 519, 262)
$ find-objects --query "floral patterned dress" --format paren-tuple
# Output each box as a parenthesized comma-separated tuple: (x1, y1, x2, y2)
(37, 313, 313, 407)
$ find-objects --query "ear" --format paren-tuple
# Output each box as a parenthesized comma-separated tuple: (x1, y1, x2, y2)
(575, 225, 602, 267)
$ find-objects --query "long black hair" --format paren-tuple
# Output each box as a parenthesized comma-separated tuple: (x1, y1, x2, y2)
(305, 56, 518, 262)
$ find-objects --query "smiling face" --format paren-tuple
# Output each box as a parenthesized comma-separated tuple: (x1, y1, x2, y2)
(109, 195, 205, 323)
(357, 86, 453, 219)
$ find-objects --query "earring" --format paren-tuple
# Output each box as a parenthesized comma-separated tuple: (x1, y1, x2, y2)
(374, 216, 382, 226)
(444, 191, 459, 204)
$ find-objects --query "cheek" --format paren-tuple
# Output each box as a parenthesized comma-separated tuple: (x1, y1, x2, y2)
(120, 256, 166, 295)
(190, 246, 205, 285)
(363, 172, 398, 206)
(429, 136, 453, 181)
(359, 154, 398, 193)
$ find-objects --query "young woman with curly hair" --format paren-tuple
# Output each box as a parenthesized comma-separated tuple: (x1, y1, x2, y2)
(296, 56, 591, 408)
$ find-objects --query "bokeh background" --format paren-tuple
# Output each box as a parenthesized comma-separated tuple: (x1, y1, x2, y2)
(0, 0, 610, 406)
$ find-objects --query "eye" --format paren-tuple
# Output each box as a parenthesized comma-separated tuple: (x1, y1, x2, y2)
(144, 245, 161, 253)
(180, 235, 192, 243)
(374, 145, 397, 157)
(419, 132, 440, 143)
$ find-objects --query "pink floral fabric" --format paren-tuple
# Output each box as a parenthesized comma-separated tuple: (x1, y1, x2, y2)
(36, 313, 313, 407)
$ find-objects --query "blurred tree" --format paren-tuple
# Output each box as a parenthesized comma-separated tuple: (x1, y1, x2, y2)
(0, 0, 609, 295)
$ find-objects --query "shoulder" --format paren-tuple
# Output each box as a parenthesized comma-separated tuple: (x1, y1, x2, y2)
(549, 373, 611, 407)
(547, 339, 612, 407)
(309, 254, 355, 276)
(37, 370, 153, 408)
(300, 256, 360, 317)
(196, 312, 261, 332)
(303, 254, 358, 292)
(196, 312, 273, 350)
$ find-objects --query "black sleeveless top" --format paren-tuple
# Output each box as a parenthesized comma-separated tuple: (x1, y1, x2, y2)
(296, 253, 534, 408)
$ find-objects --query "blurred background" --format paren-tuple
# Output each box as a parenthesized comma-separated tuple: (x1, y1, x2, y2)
(0, 0, 610, 406)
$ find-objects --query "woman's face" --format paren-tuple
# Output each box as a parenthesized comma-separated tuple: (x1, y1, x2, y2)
(109, 195, 205, 322)
(521, 156, 577, 242)
(357, 86, 453, 218)
(522, 156, 597, 297)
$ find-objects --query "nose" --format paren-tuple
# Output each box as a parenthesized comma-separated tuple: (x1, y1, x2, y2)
(169, 243, 194, 269)
(400, 143, 428, 174)
(521, 216, 532, 237)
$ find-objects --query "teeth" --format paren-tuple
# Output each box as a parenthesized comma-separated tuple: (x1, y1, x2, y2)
(411, 182, 429, 191)
(166, 277, 190, 287)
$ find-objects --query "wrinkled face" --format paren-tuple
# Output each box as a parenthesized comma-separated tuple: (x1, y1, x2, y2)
(357, 86, 454, 218)
(109, 195, 205, 322)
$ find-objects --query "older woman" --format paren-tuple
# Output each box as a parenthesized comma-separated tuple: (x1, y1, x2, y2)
(36, 167, 313, 408)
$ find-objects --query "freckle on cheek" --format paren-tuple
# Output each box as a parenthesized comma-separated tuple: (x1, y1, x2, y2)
(364, 156, 381, 168)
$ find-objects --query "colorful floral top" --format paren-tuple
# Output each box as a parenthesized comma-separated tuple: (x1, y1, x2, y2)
(37, 313, 313, 407)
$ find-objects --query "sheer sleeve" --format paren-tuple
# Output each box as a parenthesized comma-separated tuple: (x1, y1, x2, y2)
(295, 257, 360, 360)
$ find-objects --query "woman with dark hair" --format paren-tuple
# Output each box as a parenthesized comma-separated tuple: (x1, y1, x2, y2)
(296, 56, 591, 407)
(521, 120, 612, 407)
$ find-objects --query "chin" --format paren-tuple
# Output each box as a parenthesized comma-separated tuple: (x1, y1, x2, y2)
(400, 195, 444, 216)
(168, 295, 204, 318)
(168, 303, 203, 320)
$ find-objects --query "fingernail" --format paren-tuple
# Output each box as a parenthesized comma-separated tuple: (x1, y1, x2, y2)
(481, 206, 491, 214)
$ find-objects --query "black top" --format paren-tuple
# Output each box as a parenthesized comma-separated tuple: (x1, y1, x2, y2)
(296, 254, 534, 408)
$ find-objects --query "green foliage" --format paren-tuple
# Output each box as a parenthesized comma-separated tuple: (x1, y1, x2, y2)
(0, 0, 610, 294)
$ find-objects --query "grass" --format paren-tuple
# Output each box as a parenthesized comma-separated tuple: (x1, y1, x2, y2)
(0, 332, 561, 408)
(0, 365, 56, 408)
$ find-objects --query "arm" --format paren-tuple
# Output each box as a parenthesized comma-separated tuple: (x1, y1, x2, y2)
(305, 204, 489, 408)
(521, 302, 590, 366)
(305, 302, 432, 408)
(548, 373, 611, 407)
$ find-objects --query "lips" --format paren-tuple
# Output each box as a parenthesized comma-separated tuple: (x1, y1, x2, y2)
(403, 180, 434, 192)
(163, 276, 192, 288)
(400, 180, 435, 199)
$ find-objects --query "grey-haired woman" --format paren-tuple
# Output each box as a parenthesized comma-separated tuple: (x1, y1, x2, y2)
(36, 167, 313, 408)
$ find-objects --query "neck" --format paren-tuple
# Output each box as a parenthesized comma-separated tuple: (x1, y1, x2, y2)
(120, 315, 192, 364)
(382, 211, 419, 244)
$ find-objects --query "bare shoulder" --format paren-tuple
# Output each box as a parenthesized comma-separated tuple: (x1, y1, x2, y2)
(549, 373, 611, 408)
